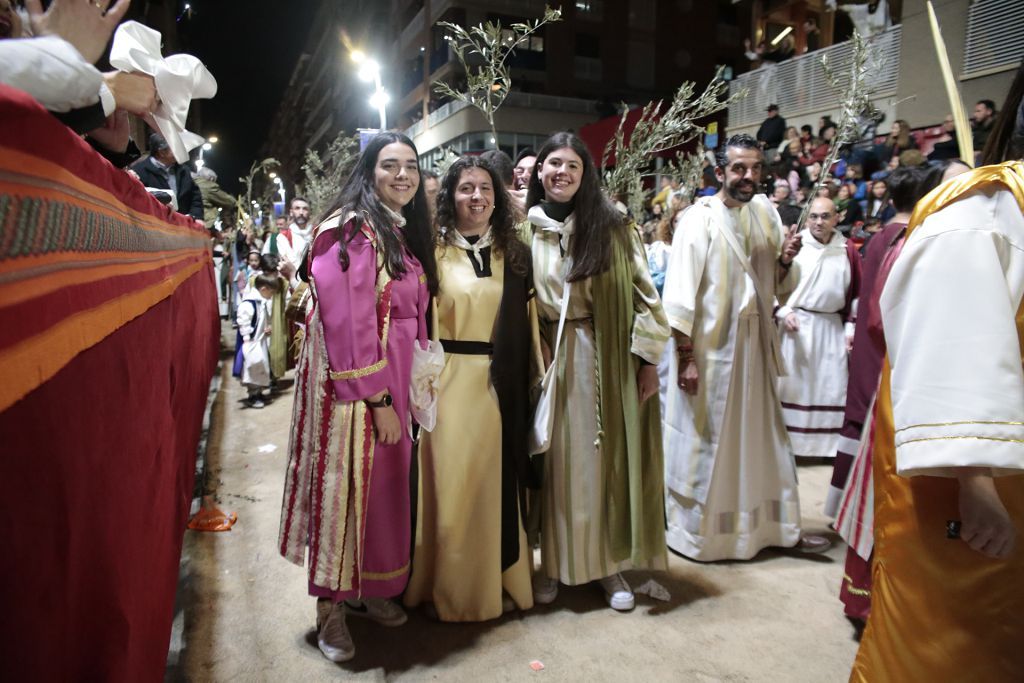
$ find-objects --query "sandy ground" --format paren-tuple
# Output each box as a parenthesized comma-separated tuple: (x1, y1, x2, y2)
(166, 331, 860, 682)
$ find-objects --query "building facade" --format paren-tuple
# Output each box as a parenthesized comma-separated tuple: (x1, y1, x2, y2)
(265, 0, 751, 178)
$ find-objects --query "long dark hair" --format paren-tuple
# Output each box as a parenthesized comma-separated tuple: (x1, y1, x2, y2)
(435, 156, 530, 276)
(980, 62, 1024, 166)
(321, 131, 438, 295)
(525, 132, 628, 281)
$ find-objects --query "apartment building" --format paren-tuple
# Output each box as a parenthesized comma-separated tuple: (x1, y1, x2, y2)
(265, 0, 751, 176)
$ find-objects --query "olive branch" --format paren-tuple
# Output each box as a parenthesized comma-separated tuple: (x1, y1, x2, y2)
(602, 67, 744, 217)
(301, 131, 361, 217)
(434, 6, 562, 147)
(797, 30, 884, 228)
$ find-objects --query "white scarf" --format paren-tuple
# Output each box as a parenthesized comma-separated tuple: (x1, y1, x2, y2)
(383, 204, 407, 228)
(527, 204, 575, 253)
(446, 226, 494, 271)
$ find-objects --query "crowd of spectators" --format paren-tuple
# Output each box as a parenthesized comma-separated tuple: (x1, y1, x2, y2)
(636, 100, 998, 264)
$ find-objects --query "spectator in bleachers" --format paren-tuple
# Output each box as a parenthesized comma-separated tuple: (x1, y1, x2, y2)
(800, 124, 814, 146)
(777, 126, 800, 159)
(757, 105, 787, 159)
(971, 99, 997, 152)
(863, 178, 895, 229)
(771, 179, 794, 209)
(846, 163, 868, 200)
(879, 119, 918, 164)
(818, 116, 836, 140)
(835, 183, 864, 234)
(803, 17, 821, 53)
(928, 114, 960, 161)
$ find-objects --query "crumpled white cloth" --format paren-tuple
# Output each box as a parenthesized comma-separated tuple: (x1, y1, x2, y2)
(409, 340, 445, 433)
(109, 21, 217, 163)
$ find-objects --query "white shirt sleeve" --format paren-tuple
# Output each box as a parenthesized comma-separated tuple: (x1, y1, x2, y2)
(879, 188, 1024, 477)
(662, 204, 711, 337)
(0, 36, 104, 113)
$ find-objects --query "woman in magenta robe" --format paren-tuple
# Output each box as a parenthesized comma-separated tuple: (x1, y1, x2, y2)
(277, 132, 437, 663)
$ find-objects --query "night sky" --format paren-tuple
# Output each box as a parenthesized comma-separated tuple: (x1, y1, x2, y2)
(181, 0, 317, 194)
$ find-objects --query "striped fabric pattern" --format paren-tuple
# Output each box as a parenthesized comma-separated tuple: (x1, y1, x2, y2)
(0, 136, 210, 413)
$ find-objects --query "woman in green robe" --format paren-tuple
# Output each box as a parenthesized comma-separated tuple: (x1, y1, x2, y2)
(525, 132, 670, 611)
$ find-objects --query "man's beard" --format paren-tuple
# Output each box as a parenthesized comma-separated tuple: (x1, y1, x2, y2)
(292, 215, 308, 227)
(725, 179, 756, 203)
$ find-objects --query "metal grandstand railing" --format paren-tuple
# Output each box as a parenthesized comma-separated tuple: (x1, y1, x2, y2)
(728, 25, 902, 128)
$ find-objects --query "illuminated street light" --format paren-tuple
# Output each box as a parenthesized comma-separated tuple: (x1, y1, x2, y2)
(197, 136, 216, 168)
(208, 135, 219, 144)
(273, 176, 286, 204)
(357, 59, 380, 83)
(369, 90, 390, 110)
(349, 49, 387, 131)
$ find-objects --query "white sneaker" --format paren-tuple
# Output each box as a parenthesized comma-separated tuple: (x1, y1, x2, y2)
(599, 573, 635, 611)
(345, 598, 408, 627)
(317, 602, 355, 663)
(532, 575, 559, 605)
(502, 593, 516, 613)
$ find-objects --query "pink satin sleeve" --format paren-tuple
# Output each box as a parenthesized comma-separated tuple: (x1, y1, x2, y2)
(310, 227, 390, 402)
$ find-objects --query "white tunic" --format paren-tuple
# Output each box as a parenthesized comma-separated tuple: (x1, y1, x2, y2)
(880, 186, 1024, 476)
(661, 194, 802, 561)
(776, 229, 856, 457)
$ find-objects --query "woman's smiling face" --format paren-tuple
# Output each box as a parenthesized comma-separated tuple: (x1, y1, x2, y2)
(538, 146, 583, 203)
(374, 142, 420, 212)
(453, 167, 495, 235)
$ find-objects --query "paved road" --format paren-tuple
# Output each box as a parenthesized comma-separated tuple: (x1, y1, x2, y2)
(167, 331, 860, 681)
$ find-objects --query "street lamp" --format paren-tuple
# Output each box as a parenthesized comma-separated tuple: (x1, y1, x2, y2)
(351, 50, 387, 131)
(273, 176, 286, 205)
(198, 136, 217, 169)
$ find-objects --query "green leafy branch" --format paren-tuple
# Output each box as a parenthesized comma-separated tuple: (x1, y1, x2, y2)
(602, 67, 744, 216)
(434, 6, 562, 146)
(237, 157, 279, 227)
(798, 30, 883, 228)
(301, 131, 361, 217)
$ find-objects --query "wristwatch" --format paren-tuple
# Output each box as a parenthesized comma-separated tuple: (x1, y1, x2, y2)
(365, 393, 393, 408)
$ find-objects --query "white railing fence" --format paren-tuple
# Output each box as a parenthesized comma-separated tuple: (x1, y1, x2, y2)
(728, 25, 902, 129)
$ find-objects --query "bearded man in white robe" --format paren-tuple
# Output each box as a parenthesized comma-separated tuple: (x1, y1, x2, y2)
(661, 134, 829, 561)
(776, 197, 861, 457)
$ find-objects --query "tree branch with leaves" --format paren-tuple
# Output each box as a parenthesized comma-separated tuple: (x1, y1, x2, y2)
(797, 30, 883, 228)
(301, 131, 361, 217)
(602, 67, 745, 217)
(434, 6, 562, 147)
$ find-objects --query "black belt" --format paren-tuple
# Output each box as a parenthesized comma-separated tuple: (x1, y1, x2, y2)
(440, 339, 493, 355)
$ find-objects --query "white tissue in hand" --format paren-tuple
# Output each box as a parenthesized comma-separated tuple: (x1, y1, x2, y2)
(409, 340, 445, 432)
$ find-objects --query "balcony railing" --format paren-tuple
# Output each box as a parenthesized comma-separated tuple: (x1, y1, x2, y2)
(728, 25, 902, 129)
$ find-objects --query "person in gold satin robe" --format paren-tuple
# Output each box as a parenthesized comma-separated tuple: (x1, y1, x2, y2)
(851, 68, 1024, 680)
(404, 156, 537, 621)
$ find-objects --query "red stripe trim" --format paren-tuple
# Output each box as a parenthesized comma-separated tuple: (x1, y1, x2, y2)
(279, 354, 310, 558)
(781, 401, 846, 412)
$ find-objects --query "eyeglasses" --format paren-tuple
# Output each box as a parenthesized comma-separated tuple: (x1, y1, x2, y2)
(808, 212, 833, 221)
